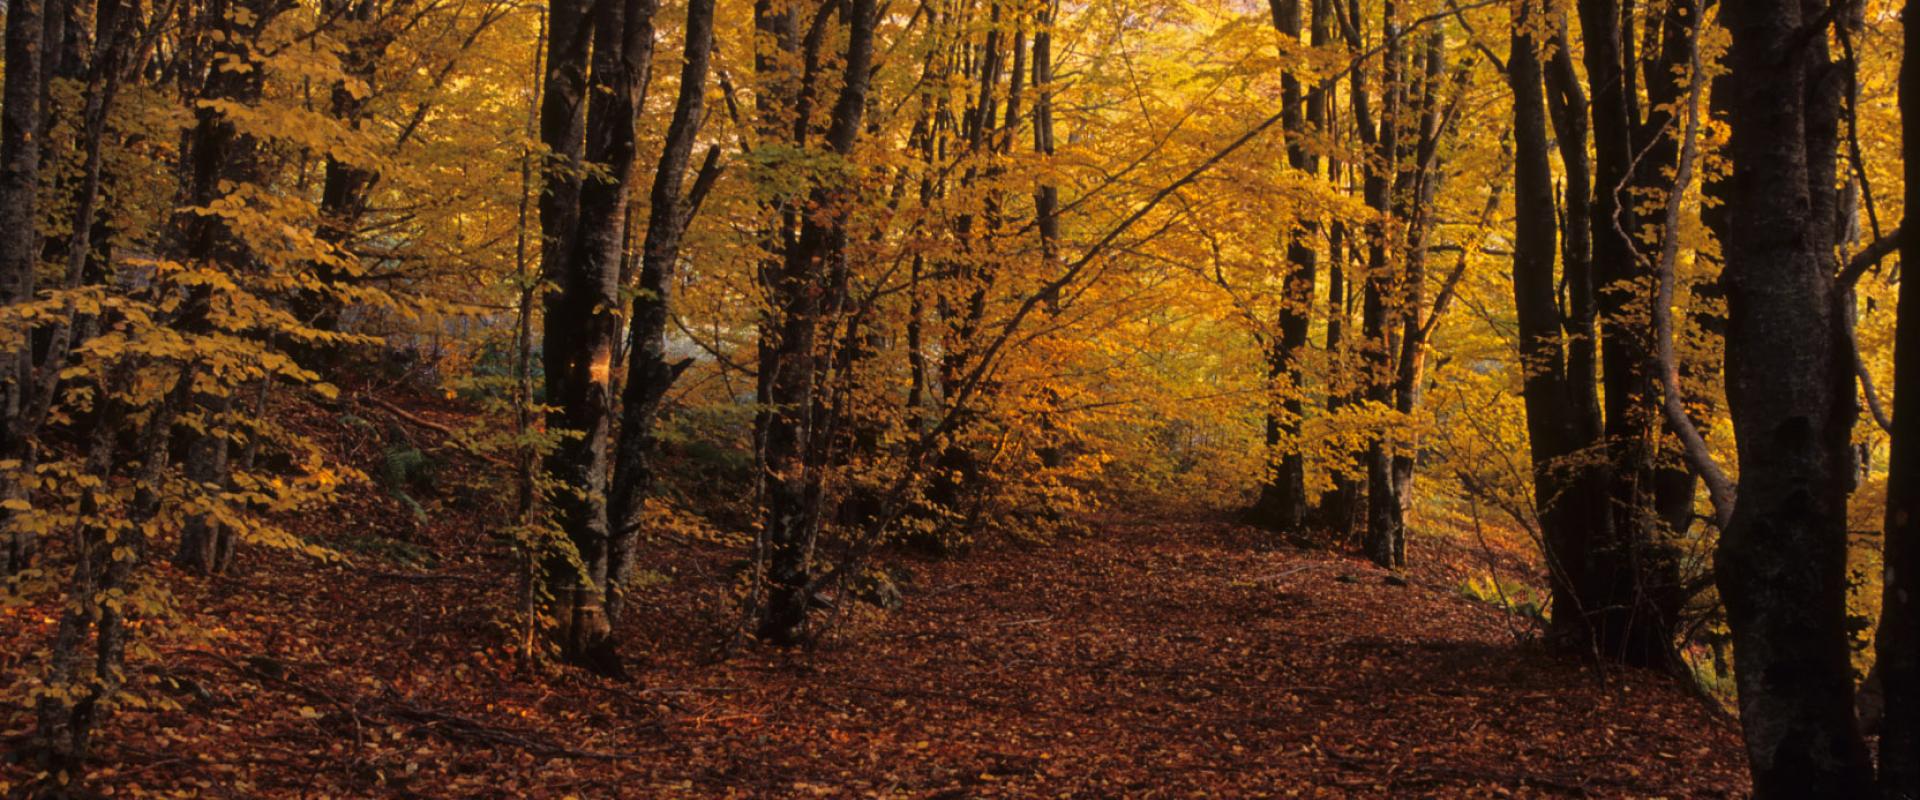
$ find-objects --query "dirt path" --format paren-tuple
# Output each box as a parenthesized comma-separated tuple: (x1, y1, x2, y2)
(3, 515, 1751, 797)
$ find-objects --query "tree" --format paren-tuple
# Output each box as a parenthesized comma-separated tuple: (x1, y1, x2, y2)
(607, 0, 717, 627)
(535, 0, 655, 670)
(0, 0, 48, 577)
(1716, 0, 1875, 791)
(1247, 0, 1318, 539)
(757, 0, 880, 644)
(1879, 0, 1920, 792)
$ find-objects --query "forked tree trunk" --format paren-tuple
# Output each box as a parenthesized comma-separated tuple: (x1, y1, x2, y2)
(607, 0, 717, 622)
(1506, 0, 1610, 656)
(537, 0, 656, 671)
(1559, 0, 1685, 666)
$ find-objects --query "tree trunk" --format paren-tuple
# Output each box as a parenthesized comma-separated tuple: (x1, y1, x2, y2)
(1318, 220, 1358, 539)
(538, 0, 655, 671)
(1386, 29, 1447, 546)
(0, 0, 46, 577)
(1507, 0, 1611, 657)
(298, 0, 407, 361)
(35, 362, 190, 772)
(607, 0, 717, 623)
(759, 0, 878, 644)
(1250, 0, 1317, 540)
(1881, 0, 1920, 791)
(1357, 0, 1404, 569)
(169, 0, 286, 574)
(1717, 0, 1875, 792)
(1570, 0, 1682, 666)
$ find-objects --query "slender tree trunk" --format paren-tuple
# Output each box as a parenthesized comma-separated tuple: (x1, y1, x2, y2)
(759, 0, 878, 644)
(1357, 0, 1404, 569)
(1385, 30, 1447, 553)
(1250, 0, 1316, 539)
(170, 0, 286, 575)
(1318, 221, 1358, 539)
(1717, 0, 1875, 792)
(607, 0, 717, 622)
(1307, 0, 1340, 538)
(0, 0, 47, 577)
(923, 0, 1023, 534)
(1033, 0, 1059, 269)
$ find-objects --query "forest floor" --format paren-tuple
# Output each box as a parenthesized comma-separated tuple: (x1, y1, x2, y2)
(3, 404, 1752, 798)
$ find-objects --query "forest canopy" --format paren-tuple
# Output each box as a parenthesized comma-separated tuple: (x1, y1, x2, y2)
(0, 0, 1916, 794)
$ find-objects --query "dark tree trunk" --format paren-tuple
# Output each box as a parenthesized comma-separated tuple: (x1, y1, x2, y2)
(1543, 24, 1603, 450)
(759, 0, 877, 644)
(1716, 0, 1875, 793)
(170, 0, 287, 575)
(1879, 0, 1920, 791)
(175, 395, 236, 573)
(26, 0, 129, 420)
(1318, 219, 1358, 540)
(1507, 0, 1610, 655)
(297, 0, 407, 362)
(1032, 0, 1059, 266)
(1250, 0, 1318, 540)
(0, 0, 47, 577)
(607, 0, 717, 622)
(538, 0, 656, 671)
(1317, 0, 1372, 544)
(1357, 0, 1404, 569)
(1532, 18, 1613, 655)
(1568, 0, 1683, 666)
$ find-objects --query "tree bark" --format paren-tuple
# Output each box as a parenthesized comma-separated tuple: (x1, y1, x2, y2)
(759, 0, 878, 644)
(0, 0, 47, 577)
(538, 0, 656, 671)
(1357, 0, 1404, 569)
(1717, 0, 1875, 792)
(170, 0, 288, 575)
(1250, 0, 1316, 539)
(1569, 0, 1683, 666)
(1508, 0, 1607, 657)
(1879, 0, 1920, 792)
(607, 0, 717, 623)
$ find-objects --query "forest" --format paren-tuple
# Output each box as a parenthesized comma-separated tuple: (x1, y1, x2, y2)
(0, 0, 1914, 793)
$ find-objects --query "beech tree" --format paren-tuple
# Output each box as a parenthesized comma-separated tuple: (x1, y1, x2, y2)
(1879, 0, 1920, 794)
(1717, 0, 1875, 792)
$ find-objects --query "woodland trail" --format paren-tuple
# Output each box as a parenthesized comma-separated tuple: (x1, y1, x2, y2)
(14, 511, 1757, 798)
